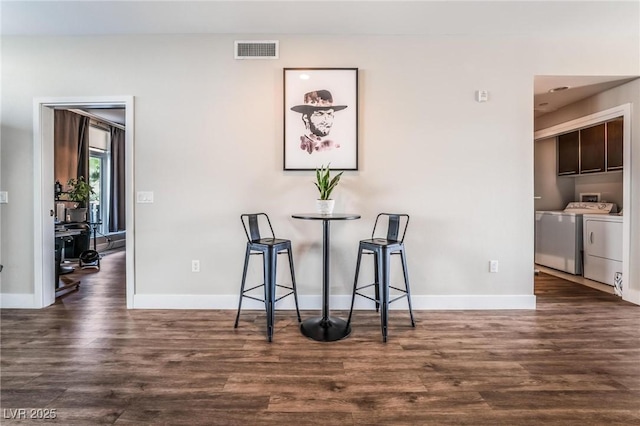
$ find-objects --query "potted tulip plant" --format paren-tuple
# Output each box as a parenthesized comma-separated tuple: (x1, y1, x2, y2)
(314, 163, 343, 214)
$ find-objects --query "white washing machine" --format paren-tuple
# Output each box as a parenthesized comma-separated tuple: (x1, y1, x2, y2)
(535, 202, 617, 275)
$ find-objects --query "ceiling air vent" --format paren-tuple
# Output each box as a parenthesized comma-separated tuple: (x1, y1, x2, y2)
(235, 40, 279, 60)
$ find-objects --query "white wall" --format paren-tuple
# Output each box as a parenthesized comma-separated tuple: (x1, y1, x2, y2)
(574, 173, 623, 208)
(1, 4, 639, 308)
(534, 137, 575, 211)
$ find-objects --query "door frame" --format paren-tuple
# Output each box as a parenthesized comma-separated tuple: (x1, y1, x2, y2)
(33, 96, 135, 308)
(534, 103, 632, 304)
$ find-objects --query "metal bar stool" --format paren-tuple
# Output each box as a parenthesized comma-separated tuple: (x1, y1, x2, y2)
(235, 213, 301, 342)
(347, 213, 415, 342)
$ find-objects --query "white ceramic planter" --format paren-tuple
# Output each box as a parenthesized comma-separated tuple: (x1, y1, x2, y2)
(316, 199, 335, 215)
(67, 207, 87, 222)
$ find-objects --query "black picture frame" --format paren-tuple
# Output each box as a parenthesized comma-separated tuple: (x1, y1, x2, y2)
(283, 68, 358, 170)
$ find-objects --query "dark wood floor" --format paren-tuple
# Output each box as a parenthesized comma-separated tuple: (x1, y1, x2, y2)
(1, 250, 639, 425)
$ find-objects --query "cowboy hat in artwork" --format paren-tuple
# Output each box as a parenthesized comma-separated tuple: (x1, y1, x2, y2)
(290, 90, 348, 114)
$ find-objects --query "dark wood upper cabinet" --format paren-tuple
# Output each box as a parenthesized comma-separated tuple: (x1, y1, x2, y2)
(555, 117, 623, 177)
(579, 123, 605, 174)
(557, 131, 579, 175)
(606, 117, 623, 171)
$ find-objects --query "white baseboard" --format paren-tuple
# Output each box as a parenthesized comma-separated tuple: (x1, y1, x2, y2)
(96, 238, 126, 253)
(623, 287, 640, 305)
(0, 293, 37, 309)
(413, 294, 536, 310)
(2, 291, 536, 310)
(132, 293, 536, 310)
(132, 294, 239, 309)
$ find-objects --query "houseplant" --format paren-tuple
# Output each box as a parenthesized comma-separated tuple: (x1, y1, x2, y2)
(314, 164, 343, 214)
(66, 176, 94, 222)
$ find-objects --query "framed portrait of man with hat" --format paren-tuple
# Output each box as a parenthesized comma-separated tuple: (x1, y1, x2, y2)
(284, 68, 358, 170)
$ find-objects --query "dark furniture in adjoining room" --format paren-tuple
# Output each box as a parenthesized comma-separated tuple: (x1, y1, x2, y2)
(347, 213, 415, 342)
(235, 213, 301, 342)
(54, 227, 83, 295)
(57, 222, 90, 259)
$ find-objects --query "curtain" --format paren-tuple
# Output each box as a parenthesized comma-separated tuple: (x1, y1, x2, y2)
(77, 116, 89, 181)
(54, 110, 89, 189)
(109, 127, 126, 232)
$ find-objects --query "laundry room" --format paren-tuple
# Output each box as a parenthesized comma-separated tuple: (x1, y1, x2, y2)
(533, 77, 635, 294)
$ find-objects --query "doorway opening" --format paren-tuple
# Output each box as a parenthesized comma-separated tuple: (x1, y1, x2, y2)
(532, 77, 633, 303)
(33, 96, 134, 308)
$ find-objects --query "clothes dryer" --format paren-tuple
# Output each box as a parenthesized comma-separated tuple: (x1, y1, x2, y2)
(583, 214, 623, 286)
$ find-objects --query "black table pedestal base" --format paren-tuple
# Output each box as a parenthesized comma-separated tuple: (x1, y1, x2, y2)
(300, 317, 351, 342)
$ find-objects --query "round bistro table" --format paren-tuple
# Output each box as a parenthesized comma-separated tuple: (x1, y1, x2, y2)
(291, 213, 361, 342)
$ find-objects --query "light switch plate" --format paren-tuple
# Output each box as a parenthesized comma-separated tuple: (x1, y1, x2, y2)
(136, 191, 154, 203)
(0, 191, 8, 204)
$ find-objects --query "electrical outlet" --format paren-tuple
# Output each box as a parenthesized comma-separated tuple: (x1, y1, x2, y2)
(0, 191, 8, 204)
(489, 260, 499, 273)
(191, 260, 200, 273)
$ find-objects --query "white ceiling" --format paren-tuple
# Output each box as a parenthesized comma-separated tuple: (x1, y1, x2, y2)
(79, 108, 127, 127)
(2, 1, 637, 37)
(533, 76, 638, 117)
(4, 1, 638, 120)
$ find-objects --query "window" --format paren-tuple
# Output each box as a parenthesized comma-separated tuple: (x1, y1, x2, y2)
(89, 124, 111, 234)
